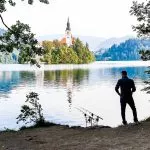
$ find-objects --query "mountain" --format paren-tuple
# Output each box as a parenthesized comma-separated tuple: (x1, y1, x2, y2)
(37, 34, 105, 51)
(95, 39, 150, 61)
(95, 36, 135, 51)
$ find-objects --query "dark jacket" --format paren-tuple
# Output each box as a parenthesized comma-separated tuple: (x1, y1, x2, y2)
(115, 77, 136, 97)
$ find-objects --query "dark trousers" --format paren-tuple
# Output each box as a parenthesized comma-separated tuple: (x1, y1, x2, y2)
(120, 96, 138, 123)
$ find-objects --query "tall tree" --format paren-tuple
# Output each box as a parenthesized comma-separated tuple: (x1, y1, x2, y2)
(0, 0, 49, 65)
(130, 0, 150, 93)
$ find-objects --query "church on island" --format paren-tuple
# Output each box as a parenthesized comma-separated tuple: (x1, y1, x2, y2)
(60, 18, 75, 46)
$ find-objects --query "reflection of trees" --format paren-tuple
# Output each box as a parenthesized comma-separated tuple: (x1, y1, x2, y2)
(20, 71, 36, 83)
(44, 69, 89, 87)
(44, 69, 89, 109)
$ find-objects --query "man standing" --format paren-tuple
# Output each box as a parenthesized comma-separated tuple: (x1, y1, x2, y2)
(115, 71, 138, 125)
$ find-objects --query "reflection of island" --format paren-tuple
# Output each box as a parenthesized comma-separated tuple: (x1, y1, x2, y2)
(44, 69, 90, 108)
(67, 85, 73, 109)
(44, 69, 89, 87)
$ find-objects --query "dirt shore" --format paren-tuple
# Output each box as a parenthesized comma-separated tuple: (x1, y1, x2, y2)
(0, 121, 150, 150)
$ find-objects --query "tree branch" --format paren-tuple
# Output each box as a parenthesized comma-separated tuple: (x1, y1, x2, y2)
(0, 14, 13, 32)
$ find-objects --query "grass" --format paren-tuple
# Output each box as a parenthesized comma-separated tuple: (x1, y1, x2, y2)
(20, 121, 59, 130)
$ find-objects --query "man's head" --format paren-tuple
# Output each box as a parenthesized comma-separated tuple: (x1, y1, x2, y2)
(121, 70, 127, 78)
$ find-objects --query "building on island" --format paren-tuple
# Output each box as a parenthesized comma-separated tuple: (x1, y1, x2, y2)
(60, 18, 75, 46)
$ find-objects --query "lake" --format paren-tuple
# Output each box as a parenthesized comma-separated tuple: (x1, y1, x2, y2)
(0, 61, 150, 130)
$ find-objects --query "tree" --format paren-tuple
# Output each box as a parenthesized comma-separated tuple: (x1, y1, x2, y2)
(41, 41, 54, 64)
(0, 0, 49, 65)
(73, 38, 95, 64)
(59, 46, 79, 64)
(130, 0, 150, 94)
(17, 92, 45, 125)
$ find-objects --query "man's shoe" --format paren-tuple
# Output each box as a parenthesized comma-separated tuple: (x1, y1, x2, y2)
(122, 121, 127, 125)
(134, 120, 140, 125)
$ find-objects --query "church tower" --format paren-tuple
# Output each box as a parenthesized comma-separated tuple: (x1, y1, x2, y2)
(60, 17, 74, 46)
(65, 18, 72, 46)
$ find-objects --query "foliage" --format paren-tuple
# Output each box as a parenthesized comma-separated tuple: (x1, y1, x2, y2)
(41, 38, 95, 64)
(130, 1, 150, 38)
(0, 0, 49, 66)
(96, 39, 150, 61)
(0, 21, 44, 66)
(16, 92, 45, 125)
(139, 49, 150, 61)
(0, 0, 49, 13)
(130, 0, 150, 94)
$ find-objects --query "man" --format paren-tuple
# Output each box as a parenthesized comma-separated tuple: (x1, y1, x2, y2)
(115, 71, 138, 125)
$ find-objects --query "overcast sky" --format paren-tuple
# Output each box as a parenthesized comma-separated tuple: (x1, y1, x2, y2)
(0, 0, 142, 38)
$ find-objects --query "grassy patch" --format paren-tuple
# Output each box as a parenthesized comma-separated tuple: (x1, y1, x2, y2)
(20, 121, 58, 130)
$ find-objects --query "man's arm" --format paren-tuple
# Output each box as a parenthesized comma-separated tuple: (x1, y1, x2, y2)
(131, 80, 136, 93)
(115, 80, 121, 96)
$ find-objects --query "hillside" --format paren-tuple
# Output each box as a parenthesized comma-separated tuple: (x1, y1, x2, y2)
(95, 39, 150, 61)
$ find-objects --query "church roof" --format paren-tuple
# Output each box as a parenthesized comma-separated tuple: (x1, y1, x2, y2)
(66, 17, 71, 31)
(60, 37, 66, 44)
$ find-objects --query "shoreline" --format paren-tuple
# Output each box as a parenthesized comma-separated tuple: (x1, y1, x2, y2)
(0, 119, 150, 150)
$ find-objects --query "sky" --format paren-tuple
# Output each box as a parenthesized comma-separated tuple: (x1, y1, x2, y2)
(0, 0, 142, 38)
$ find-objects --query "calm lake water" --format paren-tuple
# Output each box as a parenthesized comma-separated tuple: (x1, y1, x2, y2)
(0, 61, 150, 130)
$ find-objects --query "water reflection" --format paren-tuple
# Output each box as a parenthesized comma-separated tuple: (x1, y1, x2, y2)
(67, 89, 72, 110)
(109, 67, 149, 80)
(0, 67, 148, 95)
(44, 69, 90, 109)
(0, 71, 20, 94)
(44, 69, 89, 87)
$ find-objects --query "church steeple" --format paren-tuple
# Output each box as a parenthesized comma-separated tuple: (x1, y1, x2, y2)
(66, 17, 71, 31)
(61, 17, 74, 46)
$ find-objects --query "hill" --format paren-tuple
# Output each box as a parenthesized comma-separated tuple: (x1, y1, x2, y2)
(95, 39, 150, 61)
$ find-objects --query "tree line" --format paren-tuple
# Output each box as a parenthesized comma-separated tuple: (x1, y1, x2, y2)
(41, 38, 95, 64)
